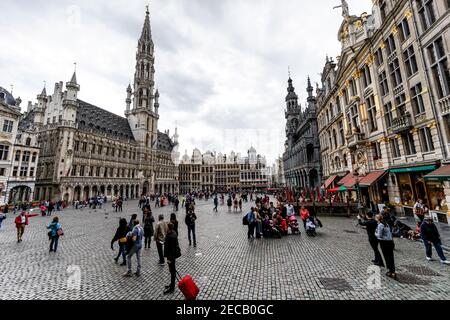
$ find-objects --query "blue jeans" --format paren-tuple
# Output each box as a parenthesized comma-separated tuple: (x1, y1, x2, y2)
(50, 236, 59, 252)
(127, 245, 141, 273)
(188, 224, 196, 245)
(424, 241, 447, 261)
(116, 243, 127, 263)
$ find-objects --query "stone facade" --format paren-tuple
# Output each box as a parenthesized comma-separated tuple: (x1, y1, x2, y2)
(283, 77, 321, 190)
(179, 148, 269, 194)
(24, 8, 178, 202)
(0, 87, 40, 205)
(317, 0, 450, 211)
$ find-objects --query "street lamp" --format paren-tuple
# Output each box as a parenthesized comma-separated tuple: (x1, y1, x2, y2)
(353, 167, 364, 216)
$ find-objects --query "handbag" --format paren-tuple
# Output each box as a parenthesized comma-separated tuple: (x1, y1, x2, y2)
(57, 228, 64, 236)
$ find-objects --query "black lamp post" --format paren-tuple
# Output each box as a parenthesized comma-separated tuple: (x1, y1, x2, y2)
(353, 167, 364, 216)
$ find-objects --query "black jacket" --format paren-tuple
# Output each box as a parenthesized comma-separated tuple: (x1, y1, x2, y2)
(185, 212, 197, 226)
(358, 218, 378, 241)
(164, 230, 179, 261)
(111, 226, 128, 248)
(421, 222, 441, 244)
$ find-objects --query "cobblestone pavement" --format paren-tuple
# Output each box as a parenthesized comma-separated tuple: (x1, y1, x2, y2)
(0, 198, 449, 300)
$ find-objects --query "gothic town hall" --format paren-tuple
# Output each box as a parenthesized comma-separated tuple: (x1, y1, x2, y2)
(20, 8, 179, 202)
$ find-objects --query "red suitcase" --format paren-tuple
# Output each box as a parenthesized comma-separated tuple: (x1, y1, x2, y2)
(177, 273, 199, 300)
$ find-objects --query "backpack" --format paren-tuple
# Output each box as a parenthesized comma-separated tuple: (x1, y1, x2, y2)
(242, 215, 249, 225)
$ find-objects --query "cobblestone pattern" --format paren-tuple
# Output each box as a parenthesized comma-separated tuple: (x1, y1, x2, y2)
(0, 199, 449, 300)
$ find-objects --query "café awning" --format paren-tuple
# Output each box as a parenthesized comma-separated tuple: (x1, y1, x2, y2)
(359, 170, 388, 187)
(424, 165, 450, 181)
(390, 165, 436, 173)
(338, 172, 357, 188)
(323, 175, 338, 189)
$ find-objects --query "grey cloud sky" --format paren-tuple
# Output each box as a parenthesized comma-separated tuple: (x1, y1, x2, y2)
(0, 0, 372, 164)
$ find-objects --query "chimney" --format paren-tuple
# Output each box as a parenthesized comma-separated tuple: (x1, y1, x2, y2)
(27, 101, 32, 112)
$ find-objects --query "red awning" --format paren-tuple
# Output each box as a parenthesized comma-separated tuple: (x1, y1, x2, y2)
(328, 187, 340, 193)
(338, 173, 357, 188)
(359, 170, 387, 187)
(323, 175, 338, 189)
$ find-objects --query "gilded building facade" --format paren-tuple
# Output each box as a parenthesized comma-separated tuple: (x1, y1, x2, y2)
(179, 148, 269, 194)
(317, 0, 450, 216)
(24, 8, 178, 202)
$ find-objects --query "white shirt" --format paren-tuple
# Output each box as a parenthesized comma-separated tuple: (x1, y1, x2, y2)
(21, 215, 26, 224)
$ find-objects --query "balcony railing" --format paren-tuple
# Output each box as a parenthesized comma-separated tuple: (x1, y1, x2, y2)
(439, 95, 450, 116)
(346, 132, 366, 148)
(391, 114, 413, 134)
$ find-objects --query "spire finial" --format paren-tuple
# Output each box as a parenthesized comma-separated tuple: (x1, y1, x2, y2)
(44, 80, 46, 89)
(288, 66, 291, 79)
(10, 84, 13, 95)
(146, 4, 149, 15)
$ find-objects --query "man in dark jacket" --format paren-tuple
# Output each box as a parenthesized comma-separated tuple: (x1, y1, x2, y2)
(163, 223, 180, 295)
(185, 210, 197, 247)
(358, 212, 384, 267)
(421, 217, 450, 264)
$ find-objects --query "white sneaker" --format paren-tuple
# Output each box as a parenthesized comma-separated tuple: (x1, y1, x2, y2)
(426, 257, 433, 261)
(440, 260, 450, 265)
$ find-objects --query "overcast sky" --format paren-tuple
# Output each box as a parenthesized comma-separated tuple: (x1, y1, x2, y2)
(0, 0, 372, 164)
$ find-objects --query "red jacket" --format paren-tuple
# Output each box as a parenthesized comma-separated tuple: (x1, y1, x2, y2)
(300, 209, 310, 220)
(14, 213, 38, 227)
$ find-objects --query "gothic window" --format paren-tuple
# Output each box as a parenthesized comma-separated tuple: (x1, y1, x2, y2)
(411, 83, 425, 115)
(366, 95, 378, 132)
(416, 0, 436, 32)
(403, 45, 418, 77)
(427, 37, 450, 98)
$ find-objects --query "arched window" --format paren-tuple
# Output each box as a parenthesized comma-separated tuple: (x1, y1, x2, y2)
(25, 137, 31, 146)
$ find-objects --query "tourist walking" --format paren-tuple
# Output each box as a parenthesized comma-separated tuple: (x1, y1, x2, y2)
(213, 196, 218, 212)
(413, 199, 425, 222)
(238, 198, 243, 212)
(128, 214, 138, 231)
(246, 208, 256, 239)
(300, 206, 310, 230)
(375, 214, 397, 279)
(47, 216, 63, 252)
(185, 210, 197, 247)
(124, 219, 144, 277)
(358, 212, 384, 267)
(163, 222, 181, 295)
(227, 197, 232, 212)
(421, 217, 450, 264)
(15, 211, 38, 242)
(154, 214, 168, 264)
(111, 218, 128, 265)
(233, 198, 238, 212)
(286, 203, 295, 218)
(143, 211, 155, 250)
(170, 213, 179, 235)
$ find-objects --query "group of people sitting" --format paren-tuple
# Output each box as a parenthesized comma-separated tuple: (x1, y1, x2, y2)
(244, 197, 321, 239)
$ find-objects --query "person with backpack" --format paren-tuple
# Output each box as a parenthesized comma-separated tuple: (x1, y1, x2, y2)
(111, 218, 128, 265)
(154, 214, 168, 265)
(47, 216, 63, 253)
(163, 222, 181, 295)
(245, 208, 256, 239)
(123, 219, 144, 277)
(185, 210, 197, 247)
(143, 211, 155, 250)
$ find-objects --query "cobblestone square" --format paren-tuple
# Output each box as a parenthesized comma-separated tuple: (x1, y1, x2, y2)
(0, 198, 449, 300)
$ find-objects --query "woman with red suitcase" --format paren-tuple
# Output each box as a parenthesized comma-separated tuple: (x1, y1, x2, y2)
(163, 223, 181, 295)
